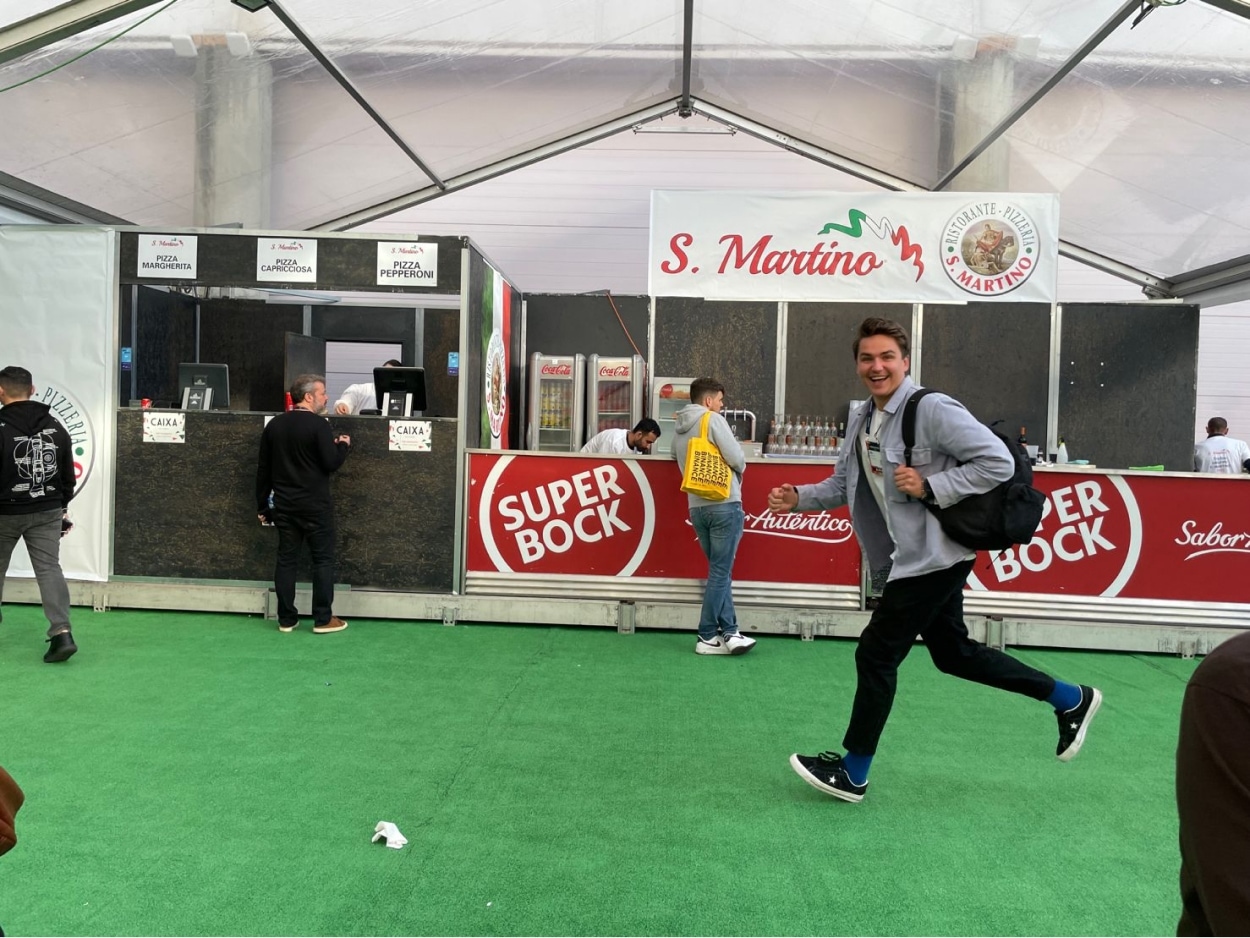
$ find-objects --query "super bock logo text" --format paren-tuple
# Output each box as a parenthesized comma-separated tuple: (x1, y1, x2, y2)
(478, 455, 655, 575)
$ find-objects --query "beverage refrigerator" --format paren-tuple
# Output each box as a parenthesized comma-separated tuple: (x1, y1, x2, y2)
(650, 377, 695, 455)
(586, 354, 645, 440)
(526, 353, 586, 451)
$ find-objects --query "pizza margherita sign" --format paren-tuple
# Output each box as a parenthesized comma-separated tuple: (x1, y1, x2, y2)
(649, 190, 1059, 303)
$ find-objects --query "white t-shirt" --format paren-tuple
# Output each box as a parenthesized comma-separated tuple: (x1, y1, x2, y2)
(581, 428, 634, 454)
(335, 382, 376, 414)
(859, 407, 898, 549)
(1195, 435, 1250, 474)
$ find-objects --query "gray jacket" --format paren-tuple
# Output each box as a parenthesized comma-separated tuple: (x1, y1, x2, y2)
(794, 376, 1013, 580)
(671, 404, 747, 507)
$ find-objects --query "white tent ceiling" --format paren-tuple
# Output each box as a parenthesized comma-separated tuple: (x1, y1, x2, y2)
(1, 0, 1249, 300)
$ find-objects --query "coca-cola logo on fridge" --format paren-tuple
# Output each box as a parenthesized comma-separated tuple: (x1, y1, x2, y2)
(540, 363, 572, 376)
(598, 364, 631, 378)
(478, 456, 655, 574)
(968, 475, 1142, 597)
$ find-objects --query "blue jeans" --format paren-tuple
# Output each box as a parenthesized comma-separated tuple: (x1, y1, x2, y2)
(690, 501, 744, 640)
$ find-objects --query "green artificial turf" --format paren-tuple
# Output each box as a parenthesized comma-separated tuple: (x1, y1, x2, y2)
(0, 606, 1196, 936)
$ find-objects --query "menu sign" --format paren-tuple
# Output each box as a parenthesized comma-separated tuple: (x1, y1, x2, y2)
(256, 238, 317, 283)
(137, 235, 197, 279)
(377, 242, 438, 285)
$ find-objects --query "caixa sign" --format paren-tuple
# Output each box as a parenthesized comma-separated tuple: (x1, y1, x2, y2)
(475, 455, 655, 575)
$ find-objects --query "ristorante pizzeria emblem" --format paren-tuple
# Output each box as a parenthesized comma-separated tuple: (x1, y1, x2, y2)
(942, 201, 1041, 296)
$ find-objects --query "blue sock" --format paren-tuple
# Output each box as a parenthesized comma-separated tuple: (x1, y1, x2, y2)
(1046, 681, 1082, 712)
(842, 752, 873, 786)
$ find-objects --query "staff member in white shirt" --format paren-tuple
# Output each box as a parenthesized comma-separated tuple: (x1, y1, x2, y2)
(333, 360, 402, 415)
(1194, 417, 1250, 474)
(581, 418, 661, 455)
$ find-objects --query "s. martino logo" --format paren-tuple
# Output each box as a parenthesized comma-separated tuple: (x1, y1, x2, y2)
(942, 202, 1041, 296)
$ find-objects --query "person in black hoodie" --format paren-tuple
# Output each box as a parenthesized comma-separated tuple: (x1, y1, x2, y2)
(0, 365, 78, 662)
(256, 374, 351, 634)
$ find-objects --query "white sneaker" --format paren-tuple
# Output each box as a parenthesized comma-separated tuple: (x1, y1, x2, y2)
(695, 635, 730, 655)
(723, 632, 756, 655)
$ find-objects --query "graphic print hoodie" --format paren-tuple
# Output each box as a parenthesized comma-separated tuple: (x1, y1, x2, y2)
(0, 400, 76, 515)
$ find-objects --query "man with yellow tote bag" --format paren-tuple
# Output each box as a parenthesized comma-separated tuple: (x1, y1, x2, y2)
(672, 377, 755, 655)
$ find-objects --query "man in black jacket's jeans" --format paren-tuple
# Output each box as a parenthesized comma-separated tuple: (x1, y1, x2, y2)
(256, 374, 351, 634)
(0, 365, 78, 662)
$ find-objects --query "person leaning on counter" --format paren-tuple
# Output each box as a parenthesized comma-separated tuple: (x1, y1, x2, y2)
(333, 359, 401, 415)
(257, 374, 351, 634)
(581, 418, 661, 455)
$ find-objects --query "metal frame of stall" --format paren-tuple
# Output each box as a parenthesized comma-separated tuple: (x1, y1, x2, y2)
(3, 226, 1246, 656)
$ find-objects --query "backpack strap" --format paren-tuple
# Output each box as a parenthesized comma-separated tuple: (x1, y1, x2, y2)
(900, 387, 937, 468)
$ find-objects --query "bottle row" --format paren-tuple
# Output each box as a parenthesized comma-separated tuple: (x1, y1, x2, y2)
(766, 414, 845, 457)
(538, 383, 574, 429)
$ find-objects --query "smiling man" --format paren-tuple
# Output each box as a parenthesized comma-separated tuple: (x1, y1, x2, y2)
(767, 317, 1100, 803)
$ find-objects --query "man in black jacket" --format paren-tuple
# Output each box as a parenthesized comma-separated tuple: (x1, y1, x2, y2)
(256, 374, 351, 633)
(0, 365, 78, 663)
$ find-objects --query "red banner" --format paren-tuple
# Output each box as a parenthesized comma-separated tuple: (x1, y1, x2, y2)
(968, 470, 1250, 602)
(466, 453, 860, 585)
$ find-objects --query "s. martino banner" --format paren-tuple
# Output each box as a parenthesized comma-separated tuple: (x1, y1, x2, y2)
(649, 190, 1060, 303)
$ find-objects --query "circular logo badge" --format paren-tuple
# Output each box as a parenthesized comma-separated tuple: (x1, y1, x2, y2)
(484, 331, 506, 441)
(942, 202, 1041, 296)
(967, 474, 1142, 597)
(478, 455, 655, 575)
(32, 383, 96, 493)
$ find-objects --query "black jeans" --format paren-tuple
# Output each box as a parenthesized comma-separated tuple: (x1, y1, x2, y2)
(273, 510, 336, 626)
(843, 559, 1056, 756)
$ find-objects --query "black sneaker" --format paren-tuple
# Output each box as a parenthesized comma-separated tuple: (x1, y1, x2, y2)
(789, 752, 868, 803)
(1056, 685, 1102, 762)
(44, 630, 78, 663)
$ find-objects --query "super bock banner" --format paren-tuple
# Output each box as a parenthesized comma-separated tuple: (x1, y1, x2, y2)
(649, 191, 1060, 303)
(0, 226, 117, 582)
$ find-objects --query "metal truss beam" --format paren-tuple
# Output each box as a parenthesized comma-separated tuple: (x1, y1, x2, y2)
(1164, 254, 1250, 305)
(266, 1, 446, 190)
(690, 98, 925, 192)
(678, 0, 694, 117)
(933, 0, 1140, 192)
(0, 169, 131, 224)
(0, 0, 163, 67)
(1198, 0, 1250, 22)
(312, 101, 680, 231)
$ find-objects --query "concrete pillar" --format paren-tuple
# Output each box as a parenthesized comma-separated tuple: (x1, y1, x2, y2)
(937, 39, 1016, 191)
(193, 35, 272, 228)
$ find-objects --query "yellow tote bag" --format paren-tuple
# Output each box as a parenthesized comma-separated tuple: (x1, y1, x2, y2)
(680, 411, 732, 501)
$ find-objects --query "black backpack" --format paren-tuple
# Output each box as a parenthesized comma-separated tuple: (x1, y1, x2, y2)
(900, 389, 1045, 552)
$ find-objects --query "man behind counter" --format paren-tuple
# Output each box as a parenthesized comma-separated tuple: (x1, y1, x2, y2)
(581, 418, 661, 455)
(333, 360, 402, 415)
(1194, 417, 1250, 474)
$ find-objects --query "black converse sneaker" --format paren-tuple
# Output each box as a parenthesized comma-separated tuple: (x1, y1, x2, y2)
(1056, 685, 1102, 762)
(789, 752, 868, 803)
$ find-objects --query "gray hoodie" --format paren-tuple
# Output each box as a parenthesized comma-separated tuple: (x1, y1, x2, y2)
(671, 404, 747, 507)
